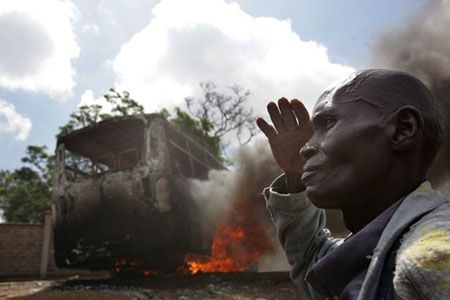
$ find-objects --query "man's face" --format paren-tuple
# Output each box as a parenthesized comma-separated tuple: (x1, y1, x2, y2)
(300, 89, 392, 210)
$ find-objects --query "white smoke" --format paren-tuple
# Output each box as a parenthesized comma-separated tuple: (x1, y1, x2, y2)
(188, 137, 281, 225)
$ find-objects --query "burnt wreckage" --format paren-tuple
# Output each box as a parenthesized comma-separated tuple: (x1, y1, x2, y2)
(52, 114, 224, 271)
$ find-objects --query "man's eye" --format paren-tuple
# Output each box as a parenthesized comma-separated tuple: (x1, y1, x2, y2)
(312, 115, 337, 130)
(325, 117, 336, 129)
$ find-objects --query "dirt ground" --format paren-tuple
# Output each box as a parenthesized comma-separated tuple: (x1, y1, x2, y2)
(0, 272, 306, 300)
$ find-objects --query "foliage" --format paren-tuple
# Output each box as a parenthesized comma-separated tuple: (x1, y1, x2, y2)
(163, 82, 256, 161)
(58, 88, 144, 138)
(0, 146, 53, 223)
(185, 82, 256, 146)
(57, 104, 102, 139)
(58, 89, 146, 175)
(21, 145, 55, 184)
(162, 107, 222, 159)
(104, 89, 144, 117)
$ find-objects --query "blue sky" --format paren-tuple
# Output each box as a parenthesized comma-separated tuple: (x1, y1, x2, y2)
(0, 0, 429, 170)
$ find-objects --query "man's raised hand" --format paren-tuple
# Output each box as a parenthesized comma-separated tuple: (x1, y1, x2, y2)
(256, 98, 312, 175)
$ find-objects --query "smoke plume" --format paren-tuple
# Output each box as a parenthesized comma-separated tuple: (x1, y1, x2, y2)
(188, 139, 280, 233)
(187, 138, 288, 270)
(371, 0, 450, 184)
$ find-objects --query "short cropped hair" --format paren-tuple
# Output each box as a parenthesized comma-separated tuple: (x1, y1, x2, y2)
(335, 69, 443, 167)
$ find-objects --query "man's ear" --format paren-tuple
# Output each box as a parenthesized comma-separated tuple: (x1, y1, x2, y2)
(391, 106, 424, 151)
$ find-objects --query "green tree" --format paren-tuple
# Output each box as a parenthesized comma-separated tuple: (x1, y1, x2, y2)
(20, 145, 55, 184)
(103, 89, 144, 117)
(161, 107, 222, 159)
(0, 146, 53, 223)
(163, 82, 256, 161)
(58, 88, 144, 138)
(58, 89, 146, 175)
(185, 82, 256, 146)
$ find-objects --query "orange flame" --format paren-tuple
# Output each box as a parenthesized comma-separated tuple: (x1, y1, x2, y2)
(185, 203, 273, 274)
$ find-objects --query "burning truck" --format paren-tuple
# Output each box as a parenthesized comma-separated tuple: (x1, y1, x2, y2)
(51, 114, 224, 272)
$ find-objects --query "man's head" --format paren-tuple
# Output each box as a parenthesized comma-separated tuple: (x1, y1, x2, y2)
(300, 69, 442, 211)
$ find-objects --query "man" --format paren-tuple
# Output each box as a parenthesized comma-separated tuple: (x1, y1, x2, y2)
(257, 69, 450, 299)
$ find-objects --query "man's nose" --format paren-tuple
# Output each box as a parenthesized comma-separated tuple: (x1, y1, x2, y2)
(300, 142, 319, 161)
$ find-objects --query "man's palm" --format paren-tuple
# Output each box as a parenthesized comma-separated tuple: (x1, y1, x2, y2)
(256, 98, 312, 174)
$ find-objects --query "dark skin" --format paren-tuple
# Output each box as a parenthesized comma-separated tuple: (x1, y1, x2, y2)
(257, 86, 427, 233)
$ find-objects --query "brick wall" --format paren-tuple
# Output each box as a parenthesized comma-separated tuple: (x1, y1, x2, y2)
(0, 223, 44, 277)
(0, 214, 91, 279)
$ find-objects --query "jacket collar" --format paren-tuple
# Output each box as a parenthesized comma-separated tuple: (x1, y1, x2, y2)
(358, 181, 447, 300)
(306, 199, 402, 297)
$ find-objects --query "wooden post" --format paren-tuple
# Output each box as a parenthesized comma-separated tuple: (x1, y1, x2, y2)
(39, 211, 52, 278)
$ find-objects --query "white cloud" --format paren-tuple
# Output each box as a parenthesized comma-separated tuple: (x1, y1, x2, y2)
(0, 99, 32, 141)
(0, 0, 80, 98)
(112, 0, 355, 115)
(82, 23, 100, 36)
(78, 89, 115, 114)
(79, 89, 96, 107)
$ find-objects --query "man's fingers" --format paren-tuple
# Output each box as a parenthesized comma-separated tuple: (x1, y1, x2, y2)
(262, 98, 309, 137)
(267, 102, 285, 132)
(291, 99, 311, 128)
(256, 117, 277, 139)
(278, 98, 298, 131)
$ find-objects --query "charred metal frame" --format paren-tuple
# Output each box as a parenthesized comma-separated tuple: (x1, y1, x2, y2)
(52, 114, 223, 271)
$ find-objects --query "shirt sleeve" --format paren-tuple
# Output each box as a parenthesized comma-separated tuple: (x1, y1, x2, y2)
(394, 221, 450, 299)
(264, 174, 340, 299)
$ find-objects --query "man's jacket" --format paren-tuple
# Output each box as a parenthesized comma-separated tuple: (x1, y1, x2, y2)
(264, 176, 450, 299)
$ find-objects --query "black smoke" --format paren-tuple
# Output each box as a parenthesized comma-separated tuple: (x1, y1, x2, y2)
(371, 0, 450, 184)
